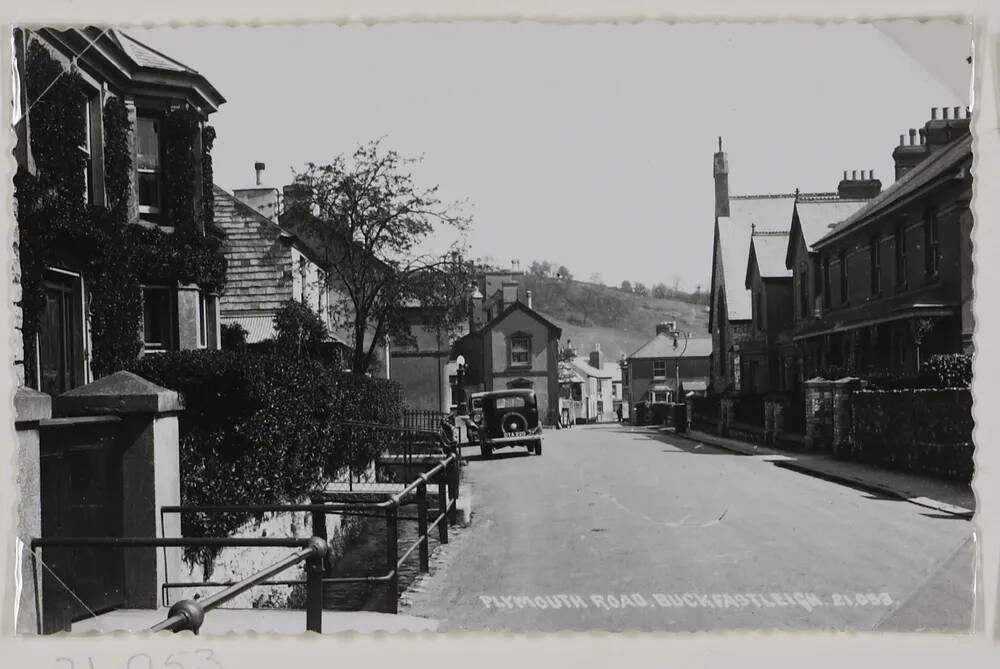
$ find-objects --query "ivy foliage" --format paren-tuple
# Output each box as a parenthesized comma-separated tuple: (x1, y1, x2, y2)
(15, 39, 226, 382)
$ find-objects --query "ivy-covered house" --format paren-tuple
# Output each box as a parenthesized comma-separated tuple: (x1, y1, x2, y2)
(13, 28, 227, 397)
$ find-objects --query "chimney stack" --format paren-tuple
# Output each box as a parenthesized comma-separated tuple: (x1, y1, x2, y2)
(590, 344, 603, 370)
(656, 322, 672, 336)
(713, 136, 730, 218)
(837, 168, 882, 200)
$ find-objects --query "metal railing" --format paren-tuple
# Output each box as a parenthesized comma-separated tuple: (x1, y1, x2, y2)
(401, 409, 449, 432)
(29, 456, 459, 635)
(157, 453, 458, 617)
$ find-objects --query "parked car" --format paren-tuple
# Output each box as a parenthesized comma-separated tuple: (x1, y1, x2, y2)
(468, 389, 543, 458)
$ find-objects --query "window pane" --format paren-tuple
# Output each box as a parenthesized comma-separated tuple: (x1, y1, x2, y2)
(495, 396, 526, 409)
(143, 288, 173, 349)
(137, 118, 160, 171)
(511, 336, 530, 364)
(198, 293, 207, 347)
(138, 172, 160, 213)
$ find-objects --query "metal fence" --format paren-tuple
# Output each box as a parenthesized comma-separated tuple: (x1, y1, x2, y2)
(29, 427, 461, 634)
(401, 409, 449, 433)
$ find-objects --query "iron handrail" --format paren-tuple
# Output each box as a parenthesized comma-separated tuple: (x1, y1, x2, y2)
(149, 536, 328, 634)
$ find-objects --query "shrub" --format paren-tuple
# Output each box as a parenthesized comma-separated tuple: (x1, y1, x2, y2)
(853, 388, 974, 482)
(920, 353, 972, 389)
(273, 299, 329, 359)
(220, 322, 248, 351)
(129, 349, 403, 563)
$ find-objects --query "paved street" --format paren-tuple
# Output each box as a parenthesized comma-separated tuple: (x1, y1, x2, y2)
(402, 424, 975, 632)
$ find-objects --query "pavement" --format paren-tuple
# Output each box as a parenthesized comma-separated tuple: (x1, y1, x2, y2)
(668, 427, 975, 517)
(69, 608, 438, 634)
(401, 423, 975, 632)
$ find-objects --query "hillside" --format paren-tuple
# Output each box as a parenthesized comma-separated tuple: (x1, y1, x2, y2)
(519, 274, 711, 360)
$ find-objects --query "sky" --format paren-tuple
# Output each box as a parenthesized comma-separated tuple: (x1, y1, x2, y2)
(131, 21, 970, 292)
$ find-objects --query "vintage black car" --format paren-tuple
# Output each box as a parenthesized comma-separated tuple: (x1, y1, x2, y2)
(468, 389, 543, 458)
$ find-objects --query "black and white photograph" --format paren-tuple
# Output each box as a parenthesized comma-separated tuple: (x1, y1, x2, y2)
(6, 16, 983, 640)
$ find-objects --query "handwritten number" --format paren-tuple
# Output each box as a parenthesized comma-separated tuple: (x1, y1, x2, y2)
(127, 654, 153, 669)
(55, 659, 74, 669)
(195, 649, 222, 669)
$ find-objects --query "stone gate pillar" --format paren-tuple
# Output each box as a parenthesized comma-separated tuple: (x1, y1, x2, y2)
(831, 377, 860, 459)
(55, 371, 183, 609)
(15, 387, 52, 634)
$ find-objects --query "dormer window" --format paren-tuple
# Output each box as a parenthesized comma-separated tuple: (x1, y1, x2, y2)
(137, 116, 162, 223)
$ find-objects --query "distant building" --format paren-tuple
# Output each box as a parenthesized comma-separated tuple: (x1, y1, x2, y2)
(390, 303, 470, 412)
(564, 345, 616, 423)
(626, 324, 712, 406)
(453, 272, 562, 424)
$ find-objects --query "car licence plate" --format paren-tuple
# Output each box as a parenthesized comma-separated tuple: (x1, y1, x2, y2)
(507, 431, 526, 437)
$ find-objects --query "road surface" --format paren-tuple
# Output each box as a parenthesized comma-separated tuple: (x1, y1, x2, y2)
(401, 424, 975, 632)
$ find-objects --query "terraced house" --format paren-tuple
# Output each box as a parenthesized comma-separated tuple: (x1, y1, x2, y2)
(793, 107, 973, 380)
(13, 27, 227, 396)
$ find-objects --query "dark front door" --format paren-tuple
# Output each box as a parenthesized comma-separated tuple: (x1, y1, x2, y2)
(38, 270, 85, 397)
(39, 417, 125, 633)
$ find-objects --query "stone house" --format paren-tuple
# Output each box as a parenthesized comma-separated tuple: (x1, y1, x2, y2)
(13, 27, 226, 397)
(12, 27, 225, 633)
(453, 294, 562, 424)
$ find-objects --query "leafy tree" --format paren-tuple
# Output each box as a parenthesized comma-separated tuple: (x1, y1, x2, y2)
(293, 140, 473, 373)
(620, 280, 633, 293)
(633, 282, 648, 296)
(556, 265, 573, 281)
(589, 272, 604, 286)
(529, 260, 553, 276)
(652, 282, 669, 299)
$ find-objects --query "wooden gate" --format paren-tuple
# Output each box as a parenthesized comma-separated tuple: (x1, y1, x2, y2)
(39, 416, 125, 633)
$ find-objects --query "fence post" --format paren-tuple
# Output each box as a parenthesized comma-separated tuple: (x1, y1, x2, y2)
(305, 549, 325, 633)
(437, 476, 449, 545)
(384, 506, 399, 614)
(417, 481, 429, 573)
(310, 507, 331, 577)
(446, 457, 459, 524)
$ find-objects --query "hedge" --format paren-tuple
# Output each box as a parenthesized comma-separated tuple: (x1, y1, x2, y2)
(129, 349, 402, 563)
(852, 388, 974, 482)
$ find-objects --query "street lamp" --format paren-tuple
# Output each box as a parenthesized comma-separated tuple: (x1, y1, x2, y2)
(455, 354, 467, 415)
(670, 323, 690, 403)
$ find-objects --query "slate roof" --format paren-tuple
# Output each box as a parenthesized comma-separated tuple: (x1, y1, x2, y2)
(111, 31, 199, 74)
(629, 334, 713, 360)
(570, 357, 614, 379)
(215, 186, 300, 317)
(717, 194, 799, 320)
(816, 133, 972, 248)
(747, 232, 792, 286)
(795, 199, 870, 248)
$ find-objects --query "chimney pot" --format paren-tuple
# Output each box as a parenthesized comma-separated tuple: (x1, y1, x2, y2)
(954, 106, 960, 119)
(966, 106, 971, 118)
(843, 170, 848, 180)
(851, 170, 857, 179)
(899, 134, 905, 147)
(942, 107, 949, 120)
(931, 107, 938, 120)
(254, 161, 266, 186)
(909, 128, 916, 145)
(919, 128, 926, 145)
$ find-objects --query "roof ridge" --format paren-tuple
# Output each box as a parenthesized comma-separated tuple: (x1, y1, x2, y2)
(731, 192, 835, 200)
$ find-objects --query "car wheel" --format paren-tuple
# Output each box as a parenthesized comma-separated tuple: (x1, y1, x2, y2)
(535, 442, 542, 456)
(481, 444, 492, 459)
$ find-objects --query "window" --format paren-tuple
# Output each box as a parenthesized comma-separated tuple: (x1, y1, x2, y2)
(652, 391, 668, 403)
(79, 98, 94, 204)
(822, 257, 831, 309)
(924, 212, 940, 277)
(509, 335, 531, 366)
(142, 286, 176, 351)
(197, 291, 208, 348)
(137, 116, 162, 223)
(495, 396, 526, 409)
(798, 269, 809, 318)
(870, 235, 881, 296)
(838, 251, 849, 304)
(653, 360, 667, 378)
(894, 225, 907, 290)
